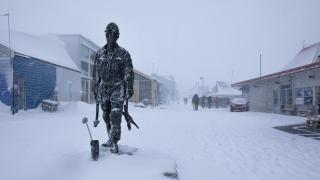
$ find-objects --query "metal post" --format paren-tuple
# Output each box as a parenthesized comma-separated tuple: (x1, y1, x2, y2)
(2, 13, 14, 114)
(200, 77, 204, 96)
(195, 82, 199, 94)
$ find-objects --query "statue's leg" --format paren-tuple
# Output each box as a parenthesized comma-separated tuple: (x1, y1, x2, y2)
(101, 100, 111, 138)
(109, 85, 125, 144)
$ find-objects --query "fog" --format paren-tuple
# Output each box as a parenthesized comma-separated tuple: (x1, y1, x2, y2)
(1, 0, 320, 95)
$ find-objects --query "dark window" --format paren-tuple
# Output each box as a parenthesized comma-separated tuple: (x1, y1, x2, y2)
(81, 45, 89, 59)
(273, 90, 278, 105)
(81, 61, 89, 72)
(304, 87, 313, 97)
(287, 89, 292, 104)
(90, 64, 93, 77)
(295, 87, 313, 105)
(280, 88, 292, 105)
(89, 50, 95, 62)
(304, 97, 313, 105)
(295, 88, 303, 97)
(304, 87, 313, 105)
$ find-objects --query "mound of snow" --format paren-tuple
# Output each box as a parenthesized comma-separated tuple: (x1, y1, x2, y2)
(0, 102, 10, 114)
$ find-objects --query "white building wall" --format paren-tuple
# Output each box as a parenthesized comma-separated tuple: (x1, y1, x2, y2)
(248, 67, 320, 115)
(56, 67, 81, 101)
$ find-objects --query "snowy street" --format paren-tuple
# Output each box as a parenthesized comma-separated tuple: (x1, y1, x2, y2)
(1, 102, 320, 180)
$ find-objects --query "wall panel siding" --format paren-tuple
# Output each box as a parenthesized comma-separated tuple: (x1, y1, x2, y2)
(14, 55, 56, 110)
(247, 67, 320, 114)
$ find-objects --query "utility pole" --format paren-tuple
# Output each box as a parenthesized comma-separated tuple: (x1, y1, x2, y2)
(200, 77, 204, 96)
(2, 13, 13, 114)
(230, 70, 234, 85)
(259, 53, 262, 77)
(152, 62, 155, 75)
(195, 82, 199, 94)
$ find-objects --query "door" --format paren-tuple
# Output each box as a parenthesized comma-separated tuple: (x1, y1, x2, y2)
(316, 86, 320, 114)
(18, 79, 25, 110)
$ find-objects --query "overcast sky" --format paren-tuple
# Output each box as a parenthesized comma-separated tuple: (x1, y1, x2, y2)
(1, 0, 320, 95)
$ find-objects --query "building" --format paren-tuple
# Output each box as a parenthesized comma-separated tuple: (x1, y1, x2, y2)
(0, 31, 80, 113)
(133, 69, 159, 106)
(59, 35, 159, 106)
(211, 81, 242, 97)
(58, 34, 100, 103)
(151, 74, 178, 104)
(232, 42, 320, 115)
(210, 81, 242, 107)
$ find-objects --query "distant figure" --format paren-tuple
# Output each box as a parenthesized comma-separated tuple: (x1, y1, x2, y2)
(183, 97, 188, 104)
(200, 95, 206, 108)
(207, 96, 212, 108)
(192, 94, 200, 111)
(214, 96, 219, 108)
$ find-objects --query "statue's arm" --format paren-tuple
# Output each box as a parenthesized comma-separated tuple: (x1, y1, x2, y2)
(123, 52, 134, 99)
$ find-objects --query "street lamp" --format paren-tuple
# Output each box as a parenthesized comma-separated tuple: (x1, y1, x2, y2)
(195, 82, 199, 94)
(2, 13, 14, 114)
(200, 77, 204, 96)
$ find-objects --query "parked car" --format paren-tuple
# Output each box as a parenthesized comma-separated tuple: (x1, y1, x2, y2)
(230, 98, 249, 112)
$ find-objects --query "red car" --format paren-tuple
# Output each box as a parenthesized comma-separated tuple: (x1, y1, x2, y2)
(230, 98, 249, 112)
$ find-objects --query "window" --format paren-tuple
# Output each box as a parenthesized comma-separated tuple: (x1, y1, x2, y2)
(317, 87, 320, 103)
(67, 81, 72, 99)
(287, 89, 293, 104)
(304, 87, 313, 105)
(295, 87, 313, 105)
(316, 87, 320, 114)
(81, 45, 89, 59)
(280, 86, 292, 105)
(81, 61, 89, 74)
(90, 64, 94, 77)
(273, 90, 278, 105)
(295, 88, 303, 97)
(89, 50, 95, 62)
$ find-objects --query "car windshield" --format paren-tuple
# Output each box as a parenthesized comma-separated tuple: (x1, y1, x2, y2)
(232, 98, 248, 104)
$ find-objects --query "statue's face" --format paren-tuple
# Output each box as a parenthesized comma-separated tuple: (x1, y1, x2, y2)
(106, 31, 119, 45)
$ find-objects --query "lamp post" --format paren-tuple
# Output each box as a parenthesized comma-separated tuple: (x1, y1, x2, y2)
(2, 13, 14, 114)
(200, 77, 204, 96)
(195, 82, 199, 94)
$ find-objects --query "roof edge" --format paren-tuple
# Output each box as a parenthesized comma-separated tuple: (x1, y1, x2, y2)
(232, 62, 320, 87)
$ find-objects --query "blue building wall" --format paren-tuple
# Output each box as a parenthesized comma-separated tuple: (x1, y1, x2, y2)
(13, 55, 56, 110)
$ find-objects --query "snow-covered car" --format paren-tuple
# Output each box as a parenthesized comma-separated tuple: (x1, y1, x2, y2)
(230, 98, 249, 112)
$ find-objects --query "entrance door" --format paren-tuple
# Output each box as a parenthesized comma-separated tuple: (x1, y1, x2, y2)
(18, 79, 25, 110)
(316, 86, 320, 114)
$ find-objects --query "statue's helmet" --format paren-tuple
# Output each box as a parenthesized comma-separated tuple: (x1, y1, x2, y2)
(105, 22, 119, 34)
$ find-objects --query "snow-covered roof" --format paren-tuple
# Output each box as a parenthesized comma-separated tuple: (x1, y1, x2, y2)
(212, 81, 241, 96)
(0, 31, 80, 72)
(283, 42, 320, 70)
(134, 69, 157, 82)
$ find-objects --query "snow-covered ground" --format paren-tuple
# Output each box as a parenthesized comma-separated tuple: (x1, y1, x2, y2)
(0, 102, 320, 180)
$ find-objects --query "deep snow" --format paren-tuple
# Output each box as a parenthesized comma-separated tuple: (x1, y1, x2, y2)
(0, 102, 320, 180)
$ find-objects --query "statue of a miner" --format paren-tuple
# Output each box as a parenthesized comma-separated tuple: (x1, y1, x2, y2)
(93, 22, 134, 153)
